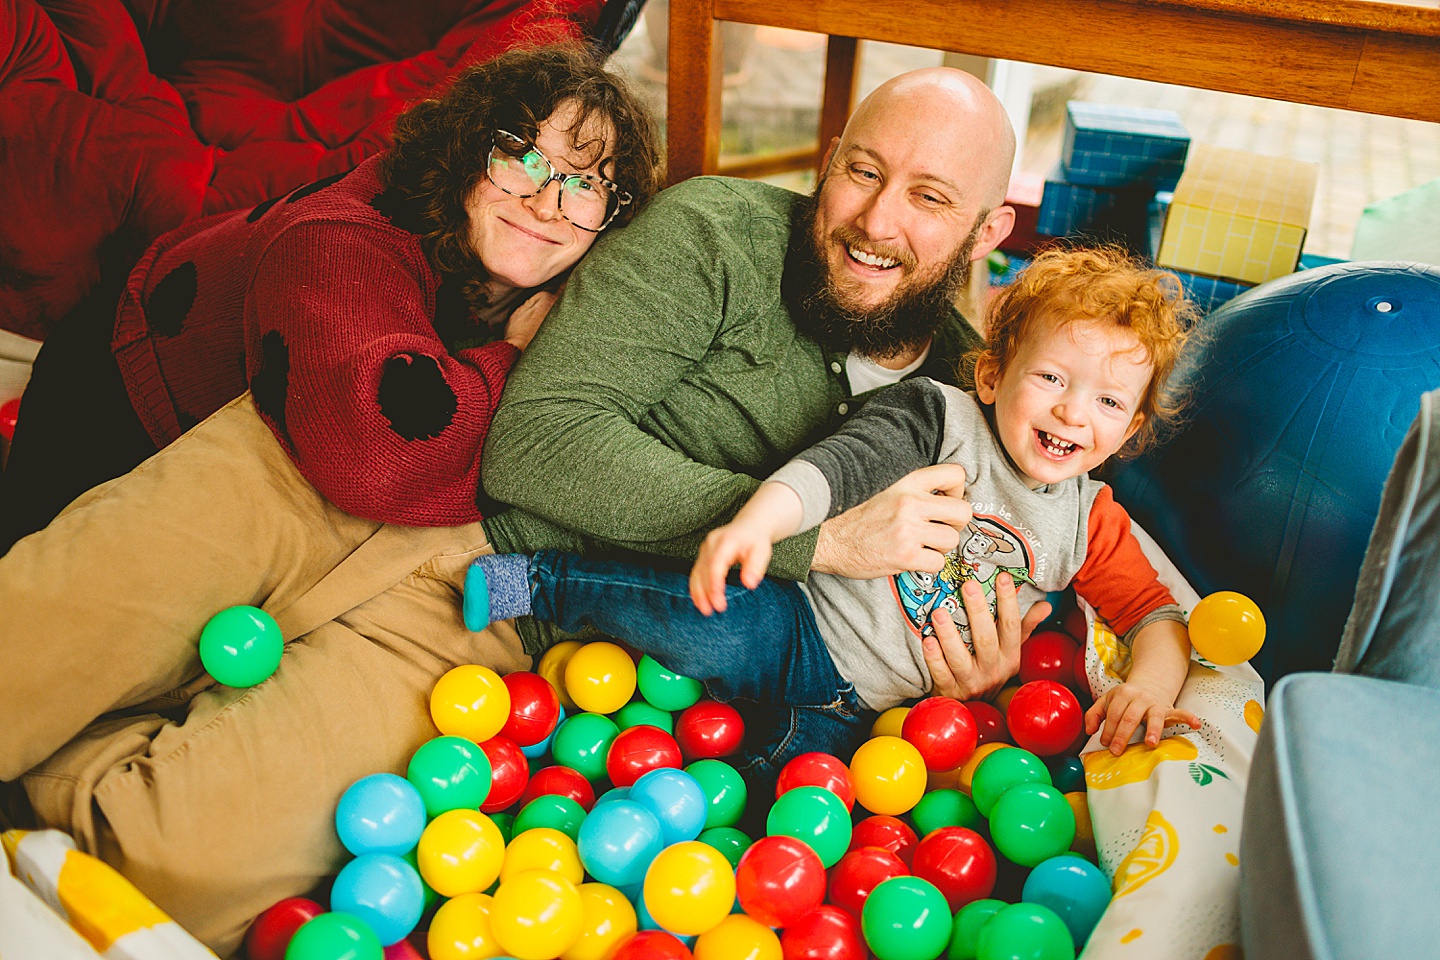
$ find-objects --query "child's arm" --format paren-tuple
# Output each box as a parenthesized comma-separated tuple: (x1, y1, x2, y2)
(1084, 619, 1201, 754)
(689, 481, 805, 614)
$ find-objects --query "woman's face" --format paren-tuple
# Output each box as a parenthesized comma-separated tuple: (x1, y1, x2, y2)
(465, 101, 615, 297)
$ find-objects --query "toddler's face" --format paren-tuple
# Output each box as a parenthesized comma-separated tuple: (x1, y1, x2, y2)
(976, 318, 1152, 489)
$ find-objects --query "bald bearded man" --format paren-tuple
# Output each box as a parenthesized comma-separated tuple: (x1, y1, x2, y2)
(0, 68, 1034, 949)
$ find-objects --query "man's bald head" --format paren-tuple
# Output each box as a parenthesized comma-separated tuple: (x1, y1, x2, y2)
(834, 67, 1016, 211)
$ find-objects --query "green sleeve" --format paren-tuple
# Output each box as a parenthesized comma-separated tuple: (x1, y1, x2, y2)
(482, 182, 814, 578)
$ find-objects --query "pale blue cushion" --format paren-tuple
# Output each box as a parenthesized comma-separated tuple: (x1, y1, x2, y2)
(1241, 673, 1440, 959)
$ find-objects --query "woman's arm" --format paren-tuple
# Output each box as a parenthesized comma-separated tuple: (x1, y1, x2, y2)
(246, 221, 517, 526)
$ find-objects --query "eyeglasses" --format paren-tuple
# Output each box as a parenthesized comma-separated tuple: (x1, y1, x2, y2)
(486, 130, 631, 232)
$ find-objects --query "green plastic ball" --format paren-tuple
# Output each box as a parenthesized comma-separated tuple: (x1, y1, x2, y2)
(686, 759, 747, 830)
(400, 849, 441, 912)
(988, 783, 1076, 868)
(861, 876, 953, 960)
(551, 711, 619, 782)
(490, 811, 516, 845)
(614, 700, 675, 734)
(697, 826, 753, 871)
(636, 655, 703, 711)
(948, 899, 1008, 960)
(766, 784, 852, 868)
(514, 794, 587, 841)
(976, 903, 1075, 960)
(405, 735, 492, 818)
(970, 749, 1051, 818)
(199, 605, 283, 687)
(911, 789, 982, 838)
(284, 911, 382, 960)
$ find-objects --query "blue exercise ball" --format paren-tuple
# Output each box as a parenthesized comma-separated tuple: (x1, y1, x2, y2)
(1109, 261, 1440, 684)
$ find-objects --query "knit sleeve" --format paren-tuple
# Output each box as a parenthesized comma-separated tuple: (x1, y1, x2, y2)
(245, 220, 518, 526)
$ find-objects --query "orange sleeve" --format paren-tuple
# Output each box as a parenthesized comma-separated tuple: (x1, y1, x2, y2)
(1070, 485, 1179, 635)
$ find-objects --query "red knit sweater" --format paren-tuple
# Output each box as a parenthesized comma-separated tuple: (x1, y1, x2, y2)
(112, 155, 519, 526)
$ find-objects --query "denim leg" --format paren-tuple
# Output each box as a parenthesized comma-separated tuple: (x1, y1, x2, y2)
(527, 550, 870, 777)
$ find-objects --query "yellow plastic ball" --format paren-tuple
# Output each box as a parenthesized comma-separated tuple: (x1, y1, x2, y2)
(849, 735, 927, 816)
(417, 809, 505, 898)
(538, 640, 584, 712)
(870, 706, 911, 739)
(1066, 791, 1096, 860)
(1188, 591, 1266, 665)
(431, 664, 512, 742)
(957, 742, 1011, 796)
(642, 840, 736, 936)
(693, 914, 782, 960)
(501, 826, 584, 885)
(491, 868, 584, 960)
(993, 684, 1022, 716)
(429, 893, 503, 960)
(564, 641, 637, 715)
(561, 883, 638, 960)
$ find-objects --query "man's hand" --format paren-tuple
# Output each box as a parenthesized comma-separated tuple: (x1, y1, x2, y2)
(921, 572, 1050, 700)
(812, 464, 972, 580)
(504, 288, 560, 351)
(1085, 681, 1201, 755)
(690, 521, 773, 615)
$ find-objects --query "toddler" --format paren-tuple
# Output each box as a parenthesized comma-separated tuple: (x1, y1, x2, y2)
(466, 247, 1201, 778)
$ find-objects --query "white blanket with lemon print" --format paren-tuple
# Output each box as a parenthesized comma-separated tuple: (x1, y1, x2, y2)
(1076, 524, 1265, 960)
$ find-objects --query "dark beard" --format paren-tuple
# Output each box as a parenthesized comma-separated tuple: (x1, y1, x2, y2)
(783, 191, 982, 360)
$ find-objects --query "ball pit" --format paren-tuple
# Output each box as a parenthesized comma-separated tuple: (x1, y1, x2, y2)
(252, 635, 1128, 959)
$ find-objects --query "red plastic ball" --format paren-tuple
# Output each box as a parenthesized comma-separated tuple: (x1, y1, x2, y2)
(780, 903, 867, 959)
(606, 723, 683, 787)
(674, 700, 745, 760)
(1019, 631, 1081, 687)
(909, 826, 996, 912)
(776, 753, 856, 812)
(244, 897, 324, 960)
(0, 397, 19, 443)
(735, 834, 827, 928)
(826, 846, 908, 917)
(1063, 606, 1088, 642)
(963, 701, 1010, 746)
(1005, 680, 1084, 756)
(610, 930, 694, 959)
(478, 735, 529, 813)
(383, 938, 425, 960)
(499, 671, 561, 747)
(846, 816, 918, 867)
(900, 697, 978, 771)
(518, 763, 596, 811)
(1072, 643, 1092, 700)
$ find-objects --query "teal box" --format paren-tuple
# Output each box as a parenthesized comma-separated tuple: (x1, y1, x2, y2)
(1166, 267, 1253, 314)
(1038, 165, 1152, 255)
(1063, 101, 1190, 192)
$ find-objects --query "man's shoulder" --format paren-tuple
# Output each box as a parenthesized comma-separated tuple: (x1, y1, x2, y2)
(650, 176, 802, 223)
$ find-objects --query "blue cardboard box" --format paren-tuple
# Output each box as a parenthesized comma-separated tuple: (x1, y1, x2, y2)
(1038, 165, 1152, 255)
(1063, 101, 1191, 192)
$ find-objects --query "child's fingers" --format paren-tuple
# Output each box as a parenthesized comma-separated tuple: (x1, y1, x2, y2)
(738, 543, 770, 590)
(1166, 709, 1202, 730)
(1083, 694, 1109, 735)
(688, 560, 717, 615)
(1105, 698, 1147, 755)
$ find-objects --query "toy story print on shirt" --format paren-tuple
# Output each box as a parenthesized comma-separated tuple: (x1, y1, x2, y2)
(891, 512, 1037, 644)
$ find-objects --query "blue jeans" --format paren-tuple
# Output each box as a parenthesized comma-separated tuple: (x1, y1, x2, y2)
(528, 550, 871, 784)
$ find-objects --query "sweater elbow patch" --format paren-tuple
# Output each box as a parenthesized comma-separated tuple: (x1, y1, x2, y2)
(378, 353, 458, 441)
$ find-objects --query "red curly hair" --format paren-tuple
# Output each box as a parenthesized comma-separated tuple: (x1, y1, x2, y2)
(967, 246, 1199, 457)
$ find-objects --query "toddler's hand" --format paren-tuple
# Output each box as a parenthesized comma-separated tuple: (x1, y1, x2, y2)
(1084, 681, 1200, 755)
(689, 522, 772, 616)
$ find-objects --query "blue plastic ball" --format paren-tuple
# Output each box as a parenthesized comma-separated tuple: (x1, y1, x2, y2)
(1111, 261, 1440, 682)
(628, 768, 707, 846)
(521, 704, 566, 759)
(329, 853, 424, 946)
(576, 798, 665, 887)
(1022, 855, 1111, 947)
(335, 774, 426, 857)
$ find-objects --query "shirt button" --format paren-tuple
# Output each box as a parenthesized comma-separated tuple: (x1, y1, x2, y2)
(837, 402, 849, 415)
(830, 361, 842, 374)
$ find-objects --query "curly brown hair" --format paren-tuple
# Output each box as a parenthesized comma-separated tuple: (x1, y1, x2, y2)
(382, 44, 662, 308)
(965, 246, 1200, 458)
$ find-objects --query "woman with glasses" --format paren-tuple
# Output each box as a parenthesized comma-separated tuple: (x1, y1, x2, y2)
(0, 44, 661, 546)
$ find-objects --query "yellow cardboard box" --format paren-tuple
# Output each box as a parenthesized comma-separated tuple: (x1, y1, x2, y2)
(1157, 144, 1318, 285)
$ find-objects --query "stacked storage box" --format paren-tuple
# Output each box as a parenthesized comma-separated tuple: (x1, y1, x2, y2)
(1037, 102, 1190, 256)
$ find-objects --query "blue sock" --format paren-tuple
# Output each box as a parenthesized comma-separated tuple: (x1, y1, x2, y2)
(463, 554, 532, 630)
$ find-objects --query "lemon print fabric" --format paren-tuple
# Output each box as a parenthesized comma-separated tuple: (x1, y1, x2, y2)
(1090, 618, 1132, 682)
(1082, 737, 1196, 790)
(1244, 699, 1264, 732)
(1112, 810, 1179, 899)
